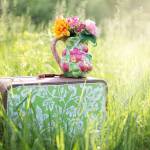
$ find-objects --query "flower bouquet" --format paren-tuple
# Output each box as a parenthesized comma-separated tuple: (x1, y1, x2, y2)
(51, 16, 98, 78)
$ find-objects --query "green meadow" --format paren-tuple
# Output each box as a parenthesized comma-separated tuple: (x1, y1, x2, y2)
(0, 0, 150, 149)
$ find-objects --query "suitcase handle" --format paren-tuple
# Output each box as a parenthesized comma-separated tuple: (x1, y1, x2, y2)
(38, 73, 64, 78)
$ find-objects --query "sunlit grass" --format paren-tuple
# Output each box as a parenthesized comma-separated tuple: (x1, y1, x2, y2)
(0, 8, 150, 149)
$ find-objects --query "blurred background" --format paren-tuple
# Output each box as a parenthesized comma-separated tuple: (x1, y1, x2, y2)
(0, 0, 150, 25)
(1, 0, 150, 149)
(0, 0, 150, 76)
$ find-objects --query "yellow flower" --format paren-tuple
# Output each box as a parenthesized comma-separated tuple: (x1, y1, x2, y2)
(53, 17, 70, 38)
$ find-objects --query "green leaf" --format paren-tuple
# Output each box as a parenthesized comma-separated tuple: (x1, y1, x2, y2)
(79, 31, 97, 45)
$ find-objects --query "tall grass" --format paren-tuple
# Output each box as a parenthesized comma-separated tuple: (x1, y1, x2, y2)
(0, 4, 150, 150)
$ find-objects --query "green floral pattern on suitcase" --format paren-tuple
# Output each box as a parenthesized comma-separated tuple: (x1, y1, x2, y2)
(7, 82, 107, 135)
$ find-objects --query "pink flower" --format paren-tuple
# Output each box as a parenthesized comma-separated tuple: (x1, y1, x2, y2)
(85, 19, 97, 36)
(67, 16, 80, 29)
(76, 23, 86, 33)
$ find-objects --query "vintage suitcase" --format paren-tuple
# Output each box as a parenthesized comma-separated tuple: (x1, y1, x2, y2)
(0, 76, 107, 135)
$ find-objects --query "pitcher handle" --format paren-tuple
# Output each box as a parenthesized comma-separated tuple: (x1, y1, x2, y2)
(51, 38, 62, 71)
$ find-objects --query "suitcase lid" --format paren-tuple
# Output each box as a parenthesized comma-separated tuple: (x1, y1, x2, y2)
(0, 76, 107, 93)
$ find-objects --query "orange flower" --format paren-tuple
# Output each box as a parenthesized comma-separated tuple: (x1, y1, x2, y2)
(53, 17, 70, 38)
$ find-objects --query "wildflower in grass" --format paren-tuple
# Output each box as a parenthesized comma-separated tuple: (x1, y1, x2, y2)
(53, 17, 70, 38)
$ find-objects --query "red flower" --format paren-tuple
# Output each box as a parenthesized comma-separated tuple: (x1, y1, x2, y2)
(62, 49, 67, 56)
(62, 63, 69, 72)
(79, 62, 88, 72)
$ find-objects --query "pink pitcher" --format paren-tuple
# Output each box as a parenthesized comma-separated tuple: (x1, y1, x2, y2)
(51, 37, 92, 78)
